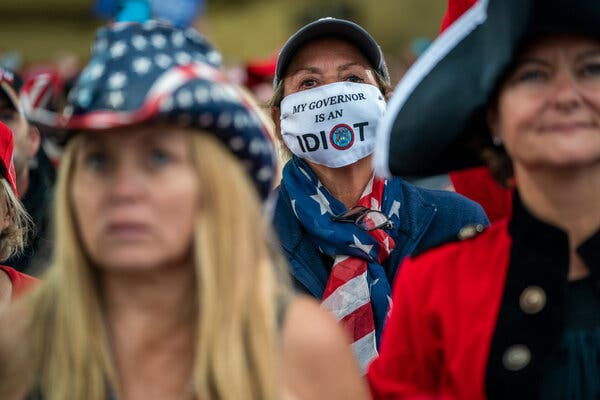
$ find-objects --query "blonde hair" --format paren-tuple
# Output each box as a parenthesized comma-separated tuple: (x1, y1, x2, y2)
(0, 178, 32, 261)
(3, 130, 290, 400)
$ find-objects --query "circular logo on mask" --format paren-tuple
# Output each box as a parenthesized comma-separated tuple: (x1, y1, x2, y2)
(330, 124, 355, 150)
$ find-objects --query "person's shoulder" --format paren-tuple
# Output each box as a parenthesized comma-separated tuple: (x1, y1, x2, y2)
(414, 183, 485, 210)
(391, 177, 483, 212)
(0, 266, 23, 281)
(283, 296, 347, 354)
(282, 296, 369, 400)
(393, 220, 512, 326)
(414, 186, 491, 234)
(406, 219, 509, 275)
(0, 266, 38, 298)
(271, 184, 306, 249)
(0, 267, 12, 311)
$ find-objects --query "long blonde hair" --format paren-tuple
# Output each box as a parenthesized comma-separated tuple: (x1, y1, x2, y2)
(3, 129, 289, 400)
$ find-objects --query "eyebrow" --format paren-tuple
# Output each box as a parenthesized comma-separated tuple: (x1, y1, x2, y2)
(289, 62, 368, 77)
(513, 58, 552, 69)
(517, 48, 600, 66)
(337, 62, 366, 71)
(288, 66, 322, 76)
(575, 49, 600, 63)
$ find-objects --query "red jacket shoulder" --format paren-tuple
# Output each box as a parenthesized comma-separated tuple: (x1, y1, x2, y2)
(0, 266, 38, 298)
(400, 219, 511, 280)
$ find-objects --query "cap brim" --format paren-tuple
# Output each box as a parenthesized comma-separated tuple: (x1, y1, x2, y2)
(275, 18, 383, 86)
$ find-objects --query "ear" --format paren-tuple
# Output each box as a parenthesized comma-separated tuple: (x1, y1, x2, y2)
(271, 107, 282, 140)
(27, 126, 41, 158)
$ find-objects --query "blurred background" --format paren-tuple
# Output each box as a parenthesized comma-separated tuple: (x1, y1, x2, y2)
(0, 0, 445, 86)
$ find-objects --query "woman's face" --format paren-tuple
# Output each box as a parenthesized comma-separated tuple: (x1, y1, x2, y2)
(282, 37, 379, 97)
(70, 126, 199, 272)
(490, 35, 600, 171)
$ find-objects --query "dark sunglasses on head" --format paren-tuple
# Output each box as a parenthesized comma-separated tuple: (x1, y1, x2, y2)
(331, 206, 394, 231)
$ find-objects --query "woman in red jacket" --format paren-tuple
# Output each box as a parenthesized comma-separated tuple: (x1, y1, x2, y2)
(368, 0, 600, 398)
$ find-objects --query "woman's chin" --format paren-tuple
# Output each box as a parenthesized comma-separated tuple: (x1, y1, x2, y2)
(93, 252, 184, 274)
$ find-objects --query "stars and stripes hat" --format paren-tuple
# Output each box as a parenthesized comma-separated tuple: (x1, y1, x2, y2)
(373, 0, 600, 178)
(22, 20, 276, 199)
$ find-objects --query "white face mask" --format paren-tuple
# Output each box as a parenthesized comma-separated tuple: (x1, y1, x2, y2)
(280, 82, 386, 168)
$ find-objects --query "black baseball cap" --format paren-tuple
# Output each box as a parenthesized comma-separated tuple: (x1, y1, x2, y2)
(273, 17, 390, 88)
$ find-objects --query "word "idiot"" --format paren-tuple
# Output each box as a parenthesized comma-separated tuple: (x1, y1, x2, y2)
(296, 122, 369, 152)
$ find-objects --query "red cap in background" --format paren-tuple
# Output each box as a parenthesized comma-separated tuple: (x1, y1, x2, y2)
(245, 53, 278, 89)
(0, 122, 18, 196)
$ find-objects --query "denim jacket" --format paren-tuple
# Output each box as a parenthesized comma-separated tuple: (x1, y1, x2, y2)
(272, 177, 489, 298)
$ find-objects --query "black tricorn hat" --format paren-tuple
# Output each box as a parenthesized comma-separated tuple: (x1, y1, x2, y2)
(373, 0, 600, 178)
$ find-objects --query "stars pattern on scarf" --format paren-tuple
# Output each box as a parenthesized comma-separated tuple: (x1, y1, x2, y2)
(382, 236, 393, 256)
(388, 200, 401, 219)
(350, 235, 374, 256)
(311, 187, 333, 215)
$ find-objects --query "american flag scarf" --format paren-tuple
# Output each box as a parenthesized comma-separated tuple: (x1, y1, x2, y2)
(281, 156, 401, 372)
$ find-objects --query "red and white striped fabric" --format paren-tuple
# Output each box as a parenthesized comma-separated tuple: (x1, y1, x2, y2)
(321, 177, 395, 373)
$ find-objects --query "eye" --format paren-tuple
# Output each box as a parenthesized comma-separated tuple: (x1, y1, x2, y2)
(344, 74, 365, 83)
(299, 78, 318, 89)
(83, 151, 108, 172)
(148, 148, 172, 168)
(513, 68, 548, 83)
(579, 61, 600, 78)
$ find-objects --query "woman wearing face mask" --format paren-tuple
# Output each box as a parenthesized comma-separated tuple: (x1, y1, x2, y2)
(270, 17, 489, 371)
(368, 0, 600, 398)
(0, 21, 368, 400)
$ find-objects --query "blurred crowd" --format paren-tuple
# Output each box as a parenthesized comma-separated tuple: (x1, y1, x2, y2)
(0, 0, 598, 399)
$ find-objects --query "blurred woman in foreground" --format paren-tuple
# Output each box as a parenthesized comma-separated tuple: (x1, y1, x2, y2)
(0, 21, 367, 400)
